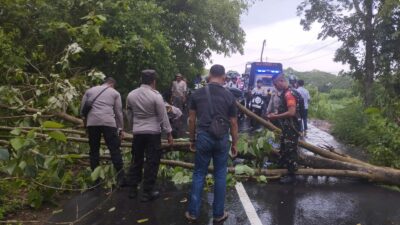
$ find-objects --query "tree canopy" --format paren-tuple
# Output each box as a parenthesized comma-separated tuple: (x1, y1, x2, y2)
(0, 0, 249, 99)
(297, 0, 400, 113)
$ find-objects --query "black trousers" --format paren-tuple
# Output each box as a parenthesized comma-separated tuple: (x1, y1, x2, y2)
(126, 134, 161, 192)
(87, 126, 123, 172)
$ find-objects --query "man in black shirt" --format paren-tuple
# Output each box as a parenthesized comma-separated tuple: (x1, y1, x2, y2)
(185, 64, 238, 223)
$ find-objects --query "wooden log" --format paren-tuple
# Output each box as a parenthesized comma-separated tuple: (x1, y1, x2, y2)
(0, 126, 190, 151)
(237, 101, 371, 166)
(0, 103, 84, 126)
(236, 102, 400, 180)
(160, 159, 397, 184)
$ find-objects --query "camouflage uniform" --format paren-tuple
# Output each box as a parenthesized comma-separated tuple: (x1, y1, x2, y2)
(277, 89, 300, 174)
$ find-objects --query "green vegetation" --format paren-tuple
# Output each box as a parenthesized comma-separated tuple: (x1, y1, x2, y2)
(306, 78, 400, 169)
(0, 0, 253, 219)
(285, 68, 354, 92)
(0, 0, 249, 94)
(332, 102, 400, 168)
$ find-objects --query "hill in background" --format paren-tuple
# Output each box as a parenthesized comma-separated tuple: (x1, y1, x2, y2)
(285, 67, 353, 92)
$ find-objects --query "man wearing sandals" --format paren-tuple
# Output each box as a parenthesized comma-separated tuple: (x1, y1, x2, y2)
(185, 64, 239, 222)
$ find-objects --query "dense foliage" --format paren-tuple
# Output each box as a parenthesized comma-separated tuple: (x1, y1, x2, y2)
(306, 81, 400, 169)
(0, 0, 252, 219)
(0, 0, 249, 95)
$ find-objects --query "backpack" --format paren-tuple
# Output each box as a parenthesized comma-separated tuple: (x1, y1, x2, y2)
(281, 88, 306, 119)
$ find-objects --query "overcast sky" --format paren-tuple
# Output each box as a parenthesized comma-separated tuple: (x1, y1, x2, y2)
(207, 0, 348, 75)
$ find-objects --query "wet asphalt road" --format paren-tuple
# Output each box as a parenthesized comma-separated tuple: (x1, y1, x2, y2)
(48, 121, 400, 225)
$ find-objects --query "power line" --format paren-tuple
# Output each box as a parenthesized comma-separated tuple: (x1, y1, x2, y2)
(285, 52, 335, 65)
(271, 40, 338, 61)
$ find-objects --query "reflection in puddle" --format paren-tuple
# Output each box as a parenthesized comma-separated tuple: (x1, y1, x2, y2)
(295, 192, 357, 224)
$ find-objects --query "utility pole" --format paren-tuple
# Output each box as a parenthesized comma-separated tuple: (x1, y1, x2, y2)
(260, 39, 266, 62)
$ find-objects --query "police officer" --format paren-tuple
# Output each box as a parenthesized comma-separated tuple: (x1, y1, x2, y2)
(80, 77, 125, 186)
(125, 70, 173, 201)
(267, 73, 299, 183)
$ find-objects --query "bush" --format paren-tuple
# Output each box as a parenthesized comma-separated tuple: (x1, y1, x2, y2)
(332, 101, 400, 168)
(328, 89, 353, 100)
(331, 99, 367, 144)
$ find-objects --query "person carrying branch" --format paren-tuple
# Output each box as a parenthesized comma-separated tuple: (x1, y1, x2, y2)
(267, 73, 300, 183)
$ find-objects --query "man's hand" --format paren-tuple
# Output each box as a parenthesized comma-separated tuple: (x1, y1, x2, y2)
(119, 130, 125, 140)
(267, 113, 278, 120)
(230, 144, 238, 158)
(189, 141, 196, 152)
(167, 133, 174, 146)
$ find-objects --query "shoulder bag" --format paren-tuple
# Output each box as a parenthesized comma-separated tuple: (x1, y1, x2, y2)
(205, 85, 230, 139)
(81, 87, 110, 118)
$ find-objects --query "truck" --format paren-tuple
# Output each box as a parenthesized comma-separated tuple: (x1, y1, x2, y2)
(247, 61, 283, 90)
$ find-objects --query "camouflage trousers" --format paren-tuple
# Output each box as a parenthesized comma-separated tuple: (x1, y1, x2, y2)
(279, 125, 299, 175)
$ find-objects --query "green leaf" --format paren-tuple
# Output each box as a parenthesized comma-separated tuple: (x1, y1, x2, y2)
(99, 167, 105, 179)
(0, 148, 10, 161)
(234, 165, 255, 176)
(48, 131, 67, 142)
(10, 128, 22, 135)
(24, 165, 37, 177)
(19, 161, 27, 170)
(5, 161, 17, 175)
(44, 156, 55, 169)
(10, 137, 25, 150)
(28, 189, 44, 209)
(91, 166, 101, 181)
(171, 171, 191, 184)
(257, 175, 268, 183)
(42, 121, 64, 128)
(26, 129, 37, 138)
(96, 15, 107, 22)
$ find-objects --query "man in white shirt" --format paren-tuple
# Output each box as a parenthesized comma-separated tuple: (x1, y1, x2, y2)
(125, 70, 173, 201)
(296, 80, 311, 134)
(171, 73, 187, 111)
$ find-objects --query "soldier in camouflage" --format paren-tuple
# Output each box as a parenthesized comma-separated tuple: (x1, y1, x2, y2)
(267, 73, 300, 182)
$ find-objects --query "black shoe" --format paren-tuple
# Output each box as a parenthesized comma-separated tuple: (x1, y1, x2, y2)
(140, 190, 160, 202)
(279, 175, 296, 184)
(128, 187, 138, 199)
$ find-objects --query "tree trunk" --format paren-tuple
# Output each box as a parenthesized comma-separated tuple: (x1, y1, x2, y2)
(160, 159, 400, 185)
(236, 102, 369, 166)
(363, 0, 375, 106)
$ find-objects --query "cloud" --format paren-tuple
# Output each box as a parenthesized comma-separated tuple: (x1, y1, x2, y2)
(208, 17, 348, 75)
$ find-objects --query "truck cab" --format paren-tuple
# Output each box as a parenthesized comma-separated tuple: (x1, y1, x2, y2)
(248, 62, 283, 90)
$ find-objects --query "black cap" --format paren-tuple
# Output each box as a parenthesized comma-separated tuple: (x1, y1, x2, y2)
(141, 69, 157, 85)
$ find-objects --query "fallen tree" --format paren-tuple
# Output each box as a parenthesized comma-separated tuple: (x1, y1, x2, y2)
(236, 102, 400, 172)
(1, 102, 400, 186)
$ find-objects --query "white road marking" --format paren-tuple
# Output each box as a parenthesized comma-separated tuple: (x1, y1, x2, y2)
(235, 182, 263, 225)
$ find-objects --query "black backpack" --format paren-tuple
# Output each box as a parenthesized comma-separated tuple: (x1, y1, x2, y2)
(282, 88, 306, 119)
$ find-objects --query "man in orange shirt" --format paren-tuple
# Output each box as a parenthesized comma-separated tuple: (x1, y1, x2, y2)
(267, 73, 300, 183)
